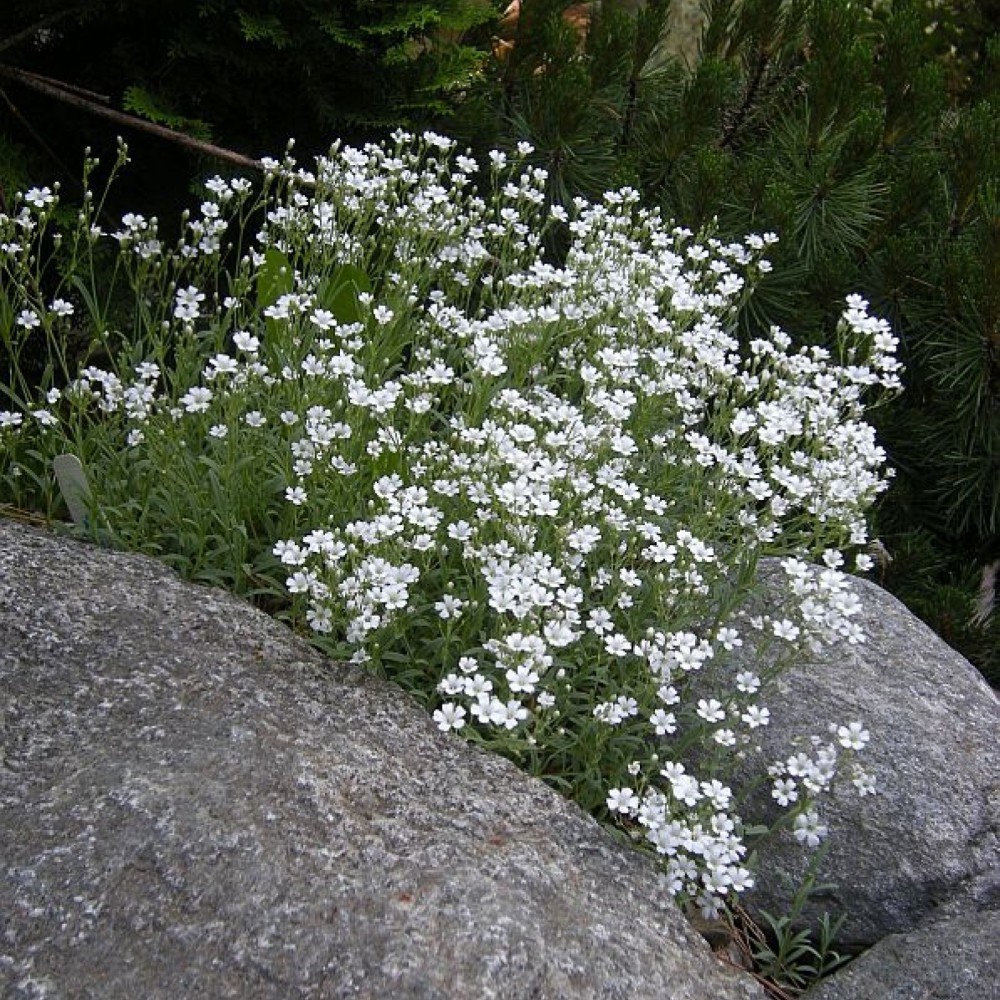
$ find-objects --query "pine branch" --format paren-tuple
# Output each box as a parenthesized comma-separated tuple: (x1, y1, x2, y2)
(718, 46, 769, 152)
(620, 74, 637, 152)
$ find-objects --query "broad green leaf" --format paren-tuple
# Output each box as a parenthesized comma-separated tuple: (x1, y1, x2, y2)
(318, 264, 371, 325)
(256, 248, 294, 310)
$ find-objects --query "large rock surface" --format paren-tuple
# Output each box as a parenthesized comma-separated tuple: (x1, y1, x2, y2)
(802, 910, 1000, 1000)
(728, 561, 1000, 949)
(0, 520, 764, 1000)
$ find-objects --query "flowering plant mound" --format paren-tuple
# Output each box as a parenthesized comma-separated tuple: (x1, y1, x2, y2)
(0, 132, 901, 920)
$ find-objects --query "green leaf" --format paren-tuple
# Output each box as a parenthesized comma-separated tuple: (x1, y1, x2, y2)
(379, 651, 415, 664)
(318, 264, 371, 325)
(122, 86, 212, 141)
(236, 11, 291, 48)
(256, 248, 294, 310)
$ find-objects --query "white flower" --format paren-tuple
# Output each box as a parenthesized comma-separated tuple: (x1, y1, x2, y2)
(31, 409, 57, 427)
(657, 685, 680, 706)
(604, 633, 631, 657)
(273, 540, 305, 565)
(587, 608, 614, 635)
(506, 663, 540, 694)
(786, 752, 815, 777)
(312, 309, 336, 331)
(670, 774, 702, 807)
(697, 698, 726, 724)
(741, 705, 770, 728)
(772, 778, 798, 806)
(701, 780, 733, 810)
(437, 674, 465, 697)
(180, 386, 213, 413)
(837, 721, 870, 751)
(463, 674, 493, 699)
(233, 330, 259, 353)
(606, 787, 639, 814)
(306, 604, 333, 633)
(286, 571, 313, 594)
(852, 769, 878, 796)
(433, 702, 466, 732)
(494, 699, 528, 730)
(822, 549, 844, 569)
(207, 353, 238, 378)
(434, 594, 465, 620)
(716, 627, 742, 650)
(793, 810, 828, 848)
(17, 309, 40, 329)
(173, 285, 205, 321)
(650, 708, 677, 735)
(772, 619, 801, 641)
(447, 520, 474, 542)
(855, 553, 875, 572)
(24, 186, 55, 208)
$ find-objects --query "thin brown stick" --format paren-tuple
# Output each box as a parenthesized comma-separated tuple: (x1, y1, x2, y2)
(0, 63, 264, 173)
(15, 66, 111, 104)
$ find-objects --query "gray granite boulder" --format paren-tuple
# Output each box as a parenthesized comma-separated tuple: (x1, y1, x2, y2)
(0, 520, 764, 1000)
(802, 910, 1000, 1000)
(726, 560, 1000, 950)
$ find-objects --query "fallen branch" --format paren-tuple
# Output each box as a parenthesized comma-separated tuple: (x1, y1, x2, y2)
(0, 63, 264, 173)
(13, 66, 112, 105)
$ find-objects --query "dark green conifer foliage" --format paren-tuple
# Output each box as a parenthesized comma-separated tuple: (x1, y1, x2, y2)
(2, 0, 996, 678)
(457, 0, 999, 681)
(0, 0, 496, 169)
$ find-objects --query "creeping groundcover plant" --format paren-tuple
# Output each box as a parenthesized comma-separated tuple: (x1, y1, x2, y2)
(1, 132, 901, 927)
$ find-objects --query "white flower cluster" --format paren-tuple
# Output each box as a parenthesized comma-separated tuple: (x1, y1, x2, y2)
(0, 132, 893, 913)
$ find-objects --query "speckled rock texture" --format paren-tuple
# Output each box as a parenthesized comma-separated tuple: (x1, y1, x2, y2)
(802, 910, 1000, 1000)
(728, 560, 1000, 950)
(0, 520, 765, 1000)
